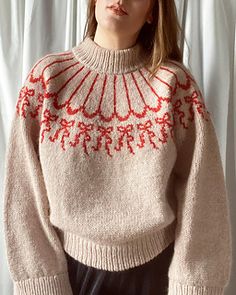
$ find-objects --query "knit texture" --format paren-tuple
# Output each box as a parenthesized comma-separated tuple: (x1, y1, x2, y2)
(3, 36, 232, 295)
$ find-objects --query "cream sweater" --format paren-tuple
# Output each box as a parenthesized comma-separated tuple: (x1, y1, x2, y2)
(3, 36, 232, 295)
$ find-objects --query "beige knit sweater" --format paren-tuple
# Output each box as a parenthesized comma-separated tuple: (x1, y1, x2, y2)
(3, 36, 232, 295)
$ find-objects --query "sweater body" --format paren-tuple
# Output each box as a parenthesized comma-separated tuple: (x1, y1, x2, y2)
(38, 48, 180, 270)
(3, 36, 232, 295)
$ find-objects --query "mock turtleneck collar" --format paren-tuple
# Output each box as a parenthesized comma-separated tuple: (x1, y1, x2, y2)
(72, 36, 149, 74)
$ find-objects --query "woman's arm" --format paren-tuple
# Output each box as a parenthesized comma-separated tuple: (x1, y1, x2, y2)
(3, 57, 73, 295)
(167, 66, 232, 295)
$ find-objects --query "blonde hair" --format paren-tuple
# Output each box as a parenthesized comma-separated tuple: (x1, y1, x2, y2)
(83, 0, 184, 81)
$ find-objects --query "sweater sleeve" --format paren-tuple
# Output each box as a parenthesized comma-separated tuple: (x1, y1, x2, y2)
(167, 70, 233, 295)
(3, 61, 73, 295)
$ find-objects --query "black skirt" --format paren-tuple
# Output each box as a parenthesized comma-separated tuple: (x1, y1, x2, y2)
(65, 241, 174, 295)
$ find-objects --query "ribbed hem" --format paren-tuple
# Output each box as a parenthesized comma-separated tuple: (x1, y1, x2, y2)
(168, 279, 224, 295)
(72, 36, 149, 74)
(59, 221, 176, 271)
(14, 272, 73, 295)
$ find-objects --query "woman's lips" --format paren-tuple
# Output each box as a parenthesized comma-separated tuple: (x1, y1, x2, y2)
(108, 7, 128, 16)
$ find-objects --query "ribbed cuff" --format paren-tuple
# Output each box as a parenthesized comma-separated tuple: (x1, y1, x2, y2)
(14, 272, 73, 295)
(168, 279, 224, 295)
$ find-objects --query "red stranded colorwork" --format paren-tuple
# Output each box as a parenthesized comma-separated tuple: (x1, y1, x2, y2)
(3, 35, 232, 295)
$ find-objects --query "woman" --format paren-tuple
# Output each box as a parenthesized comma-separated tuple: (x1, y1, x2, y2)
(3, 0, 232, 295)
(65, 1, 179, 294)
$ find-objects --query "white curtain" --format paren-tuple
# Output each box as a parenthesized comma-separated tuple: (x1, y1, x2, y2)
(0, 1, 235, 294)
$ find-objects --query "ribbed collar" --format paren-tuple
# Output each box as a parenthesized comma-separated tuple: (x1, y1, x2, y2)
(72, 36, 149, 74)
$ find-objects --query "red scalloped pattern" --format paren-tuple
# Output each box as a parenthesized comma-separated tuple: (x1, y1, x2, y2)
(15, 53, 210, 156)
